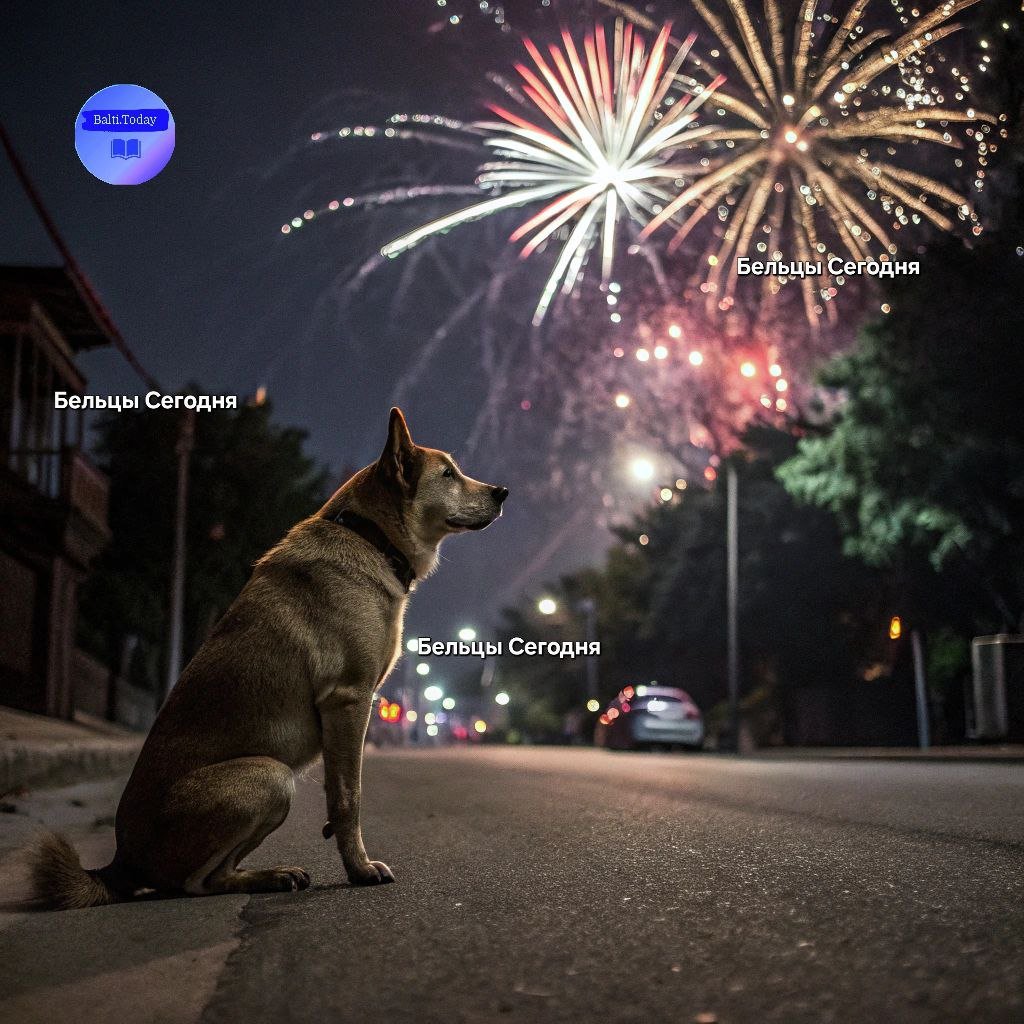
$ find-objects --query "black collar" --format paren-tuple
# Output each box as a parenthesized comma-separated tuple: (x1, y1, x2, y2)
(325, 508, 415, 593)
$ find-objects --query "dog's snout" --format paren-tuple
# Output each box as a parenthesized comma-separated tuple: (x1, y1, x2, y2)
(492, 486, 510, 504)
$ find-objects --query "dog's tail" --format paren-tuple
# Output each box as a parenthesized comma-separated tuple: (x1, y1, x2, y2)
(29, 832, 124, 910)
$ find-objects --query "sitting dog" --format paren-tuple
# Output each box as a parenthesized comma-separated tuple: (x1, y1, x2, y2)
(32, 408, 508, 907)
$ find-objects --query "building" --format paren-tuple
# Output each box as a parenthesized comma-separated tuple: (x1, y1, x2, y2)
(0, 265, 112, 717)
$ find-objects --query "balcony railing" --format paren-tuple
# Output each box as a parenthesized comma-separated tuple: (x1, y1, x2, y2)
(5, 446, 109, 532)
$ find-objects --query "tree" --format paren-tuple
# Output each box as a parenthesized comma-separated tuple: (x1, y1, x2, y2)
(78, 393, 329, 686)
(497, 426, 897, 744)
(777, 227, 1024, 630)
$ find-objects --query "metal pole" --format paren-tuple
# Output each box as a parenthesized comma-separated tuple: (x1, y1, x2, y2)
(911, 629, 931, 749)
(163, 410, 195, 701)
(580, 597, 598, 702)
(726, 463, 740, 753)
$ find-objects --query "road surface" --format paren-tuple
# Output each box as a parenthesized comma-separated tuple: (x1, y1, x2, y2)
(2, 747, 1022, 1023)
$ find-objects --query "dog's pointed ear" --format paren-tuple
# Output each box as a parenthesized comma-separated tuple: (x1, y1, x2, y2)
(378, 407, 418, 493)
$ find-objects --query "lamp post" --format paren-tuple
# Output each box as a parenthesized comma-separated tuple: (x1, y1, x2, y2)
(726, 462, 741, 753)
(163, 409, 195, 702)
(578, 597, 598, 705)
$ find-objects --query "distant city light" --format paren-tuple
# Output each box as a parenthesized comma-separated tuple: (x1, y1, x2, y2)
(458, 627, 477, 642)
(495, 691, 510, 706)
(423, 685, 444, 701)
(668, 323, 682, 339)
(660, 487, 674, 502)
(740, 361, 757, 378)
(442, 696, 456, 710)
(537, 597, 558, 615)
(889, 615, 903, 640)
(424, 712, 436, 725)
(688, 350, 704, 367)
(653, 345, 668, 360)
(416, 663, 430, 676)
(474, 720, 488, 734)
(406, 638, 418, 652)
(426, 724, 439, 737)
(615, 393, 630, 409)
(586, 699, 600, 713)
(405, 709, 418, 723)
(636, 348, 650, 362)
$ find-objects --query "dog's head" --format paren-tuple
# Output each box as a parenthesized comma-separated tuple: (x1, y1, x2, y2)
(376, 408, 508, 542)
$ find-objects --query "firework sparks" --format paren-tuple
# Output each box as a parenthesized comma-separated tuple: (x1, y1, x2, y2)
(377, 22, 724, 324)
(634, 0, 995, 325)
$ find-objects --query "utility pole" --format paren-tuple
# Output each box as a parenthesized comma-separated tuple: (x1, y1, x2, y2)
(579, 597, 598, 702)
(163, 410, 195, 701)
(726, 463, 741, 753)
(911, 629, 931, 749)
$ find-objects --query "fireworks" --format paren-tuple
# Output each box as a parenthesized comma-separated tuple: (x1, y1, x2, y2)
(379, 22, 724, 324)
(634, 0, 994, 325)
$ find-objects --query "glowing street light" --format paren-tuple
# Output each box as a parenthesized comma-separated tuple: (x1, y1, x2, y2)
(416, 663, 430, 676)
(405, 709, 418, 723)
(423, 684, 444, 702)
(474, 720, 487, 734)
(457, 626, 477, 642)
(537, 597, 558, 616)
(586, 699, 600, 713)
(406, 638, 418, 652)
(494, 691, 510, 706)
(442, 696, 456, 710)
(630, 457, 655, 483)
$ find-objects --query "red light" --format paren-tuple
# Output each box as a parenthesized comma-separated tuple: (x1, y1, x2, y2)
(621, 702, 630, 713)
(623, 685, 635, 699)
(608, 708, 619, 720)
(387, 703, 401, 722)
(599, 714, 610, 726)
(378, 699, 390, 720)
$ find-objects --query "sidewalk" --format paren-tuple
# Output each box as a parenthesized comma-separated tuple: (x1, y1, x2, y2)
(747, 744, 1024, 762)
(0, 705, 142, 796)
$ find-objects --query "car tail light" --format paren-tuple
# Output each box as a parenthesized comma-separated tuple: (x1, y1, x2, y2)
(684, 705, 700, 720)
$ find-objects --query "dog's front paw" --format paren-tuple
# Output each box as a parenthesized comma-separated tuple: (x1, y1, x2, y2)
(347, 859, 396, 886)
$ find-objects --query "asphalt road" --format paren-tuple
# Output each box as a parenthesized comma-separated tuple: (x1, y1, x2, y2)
(2, 747, 1022, 1024)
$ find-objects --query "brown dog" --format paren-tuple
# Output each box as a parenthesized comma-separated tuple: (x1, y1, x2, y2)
(32, 408, 507, 908)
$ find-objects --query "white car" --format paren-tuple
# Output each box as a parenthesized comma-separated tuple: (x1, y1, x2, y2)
(594, 684, 704, 751)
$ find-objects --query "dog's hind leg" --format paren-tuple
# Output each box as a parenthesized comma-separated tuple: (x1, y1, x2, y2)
(148, 756, 310, 896)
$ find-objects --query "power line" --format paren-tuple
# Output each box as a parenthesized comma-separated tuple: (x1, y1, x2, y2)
(0, 118, 160, 391)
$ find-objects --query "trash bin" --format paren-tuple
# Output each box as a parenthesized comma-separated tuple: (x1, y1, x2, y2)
(969, 635, 1024, 741)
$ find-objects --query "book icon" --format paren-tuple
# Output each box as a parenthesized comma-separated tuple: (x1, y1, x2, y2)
(110, 138, 141, 160)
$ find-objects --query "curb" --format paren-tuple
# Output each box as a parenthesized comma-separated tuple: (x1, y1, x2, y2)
(0, 738, 141, 796)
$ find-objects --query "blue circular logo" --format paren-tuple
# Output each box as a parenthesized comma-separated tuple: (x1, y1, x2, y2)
(75, 84, 175, 185)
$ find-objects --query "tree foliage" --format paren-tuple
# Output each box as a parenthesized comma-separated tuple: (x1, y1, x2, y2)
(777, 229, 1024, 625)
(78, 394, 329, 683)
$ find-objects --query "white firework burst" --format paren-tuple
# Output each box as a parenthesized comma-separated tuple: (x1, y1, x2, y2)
(379, 21, 724, 324)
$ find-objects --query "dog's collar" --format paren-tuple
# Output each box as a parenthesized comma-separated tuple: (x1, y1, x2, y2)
(325, 509, 415, 593)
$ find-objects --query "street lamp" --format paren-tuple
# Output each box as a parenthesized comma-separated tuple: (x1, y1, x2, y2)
(416, 663, 430, 676)
(494, 691, 510, 706)
(458, 626, 477, 642)
(423, 684, 443, 702)
(537, 597, 558, 616)
(442, 696, 456, 710)
(630, 456, 655, 483)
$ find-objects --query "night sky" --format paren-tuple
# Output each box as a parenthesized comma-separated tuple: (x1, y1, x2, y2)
(0, 1, 611, 644)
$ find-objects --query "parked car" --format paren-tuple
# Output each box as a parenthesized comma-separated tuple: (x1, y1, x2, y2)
(594, 684, 704, 751)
